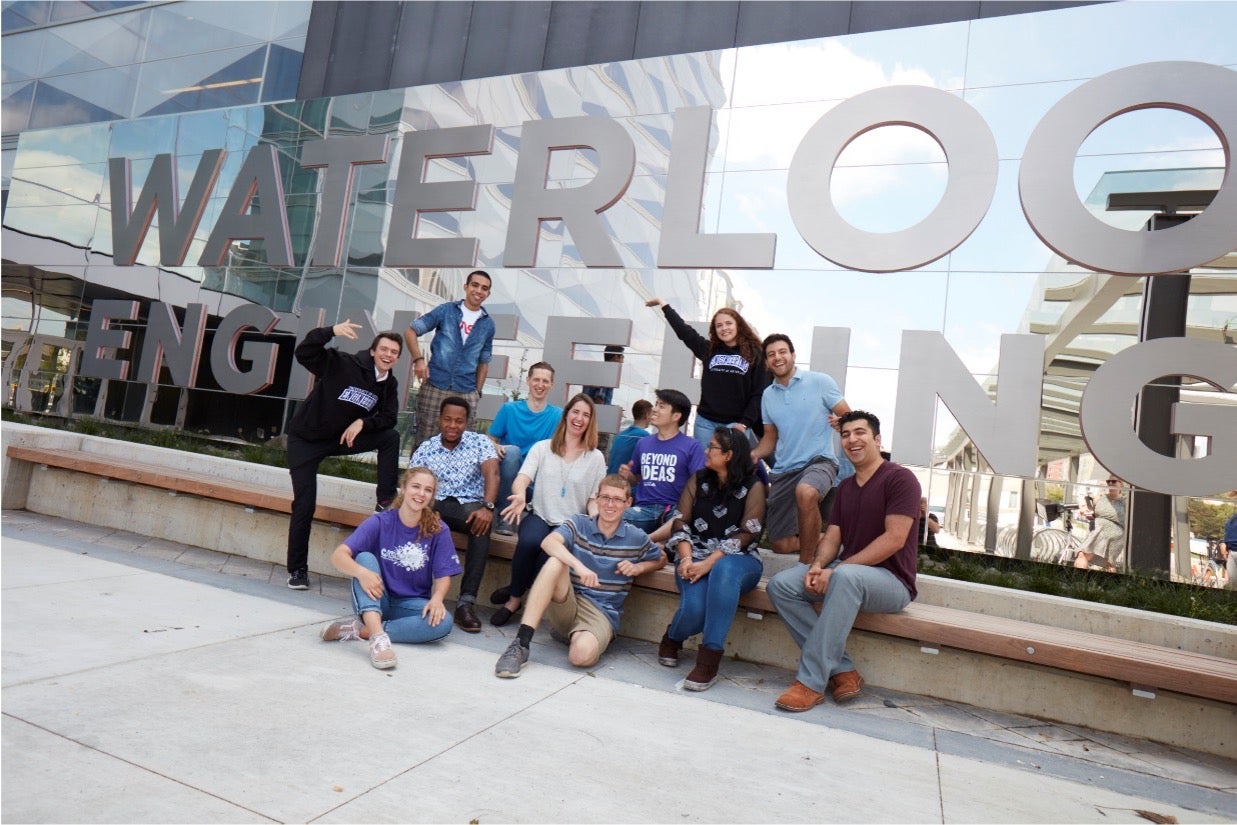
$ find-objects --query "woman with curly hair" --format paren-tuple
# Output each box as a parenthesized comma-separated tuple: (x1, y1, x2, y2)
(646, 298, 770, 449)
(488, 392, 607, 626)
(320, 466, 461, 669)
(658, 427, 766, 690)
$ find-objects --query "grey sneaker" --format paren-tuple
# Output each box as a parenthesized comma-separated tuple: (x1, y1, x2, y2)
(495, 639, 529, 678)
(321, 617, 362, 642)
(369, 633, 397, 669)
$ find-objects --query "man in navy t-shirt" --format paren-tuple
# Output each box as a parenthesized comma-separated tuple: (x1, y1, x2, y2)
(767, 410, 921, 712)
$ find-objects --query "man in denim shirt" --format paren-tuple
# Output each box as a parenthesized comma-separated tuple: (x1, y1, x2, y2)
(405, 270, 496, 449)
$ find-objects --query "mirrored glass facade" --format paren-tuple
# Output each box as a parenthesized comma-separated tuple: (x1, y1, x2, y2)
(3, 2, 1235, 582)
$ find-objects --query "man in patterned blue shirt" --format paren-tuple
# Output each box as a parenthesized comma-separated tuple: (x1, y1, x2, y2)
(409, 396, 499, 632)
(494, 474, 664, 678)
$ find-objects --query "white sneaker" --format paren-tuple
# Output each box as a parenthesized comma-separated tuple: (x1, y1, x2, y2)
(321, 618, 361, 642)
(369, 632, 397, 669)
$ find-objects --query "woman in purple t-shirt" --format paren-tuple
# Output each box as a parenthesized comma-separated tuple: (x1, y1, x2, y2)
(320, 466, 462, 669)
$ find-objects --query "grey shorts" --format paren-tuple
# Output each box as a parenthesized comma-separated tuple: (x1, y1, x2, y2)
(766, 457, 838, 542)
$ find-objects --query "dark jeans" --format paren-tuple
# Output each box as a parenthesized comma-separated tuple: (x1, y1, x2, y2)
(435, 497, 491, 602)
(508, 513, 555, 599)
(286, 429, 399, 575)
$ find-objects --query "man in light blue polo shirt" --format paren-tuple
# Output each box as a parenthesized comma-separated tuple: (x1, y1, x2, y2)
(753, 334, 851, 564)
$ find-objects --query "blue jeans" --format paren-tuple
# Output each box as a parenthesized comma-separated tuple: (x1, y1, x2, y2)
(668, 553, 763, 650)
(497, 445, 523, 520)
(351, 553, 453, 643)
(623, 504, 670, 533)
(692, 416, 759, 450)
(766, 561, 910, 692)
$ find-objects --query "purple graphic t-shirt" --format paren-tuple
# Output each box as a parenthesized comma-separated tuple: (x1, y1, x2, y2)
(342, 510, 461, 598)
(629, 432, 706, 507)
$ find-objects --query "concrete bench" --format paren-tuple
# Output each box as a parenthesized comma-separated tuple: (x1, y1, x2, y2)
(7, 442, 1236, 708)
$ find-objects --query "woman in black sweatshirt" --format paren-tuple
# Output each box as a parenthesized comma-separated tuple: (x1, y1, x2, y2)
(646, 298, 771, 450)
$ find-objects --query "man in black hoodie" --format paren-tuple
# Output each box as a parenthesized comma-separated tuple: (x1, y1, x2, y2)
(285, 320, 402, 590)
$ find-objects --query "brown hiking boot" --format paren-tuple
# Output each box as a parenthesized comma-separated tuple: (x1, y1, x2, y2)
(684, 646, 724, 691)
(657, 632, 681, 667)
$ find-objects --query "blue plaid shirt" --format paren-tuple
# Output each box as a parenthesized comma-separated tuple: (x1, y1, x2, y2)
(410, 431, 498, 502)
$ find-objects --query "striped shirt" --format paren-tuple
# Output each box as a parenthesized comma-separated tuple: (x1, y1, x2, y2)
(554, 513, 660, 631)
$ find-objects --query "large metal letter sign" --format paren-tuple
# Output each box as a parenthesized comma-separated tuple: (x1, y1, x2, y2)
(787, 86, 998, 272)
(542, 316, 632, 434)
(386, 125, 495, 267)
(658, 107, 777, 268)
(504, 117, 636, 268)
(1079, 338, 1237, 496)
(80, 300, 139, 380)
(135, 302, 207, 386)
(301, 135, 390, 266)
(894, 331, 1044, 475)
(1020, 62, 1237, 275)
(210, 305, 280, 395)
(110, 150, 224, 266)
(199, 145, 294, 267)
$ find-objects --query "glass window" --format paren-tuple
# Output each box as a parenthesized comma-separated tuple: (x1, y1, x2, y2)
(2, 80, 34, 133)
(49, 1, 144, 24)
(143, 1, 274, 62)
(260, 42, 302, 104)
(133, 46, 265, 118)
(38, 9, 149, 77)
(29, 66, 137, 127)
(2, 29, 44, 83)
(3, 1, 52, 31)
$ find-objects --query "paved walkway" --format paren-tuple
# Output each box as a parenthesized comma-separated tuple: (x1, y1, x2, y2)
(3, 510, 1234, 823)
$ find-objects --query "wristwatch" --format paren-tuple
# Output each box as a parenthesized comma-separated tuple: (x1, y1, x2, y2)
(483, 501, 495, 511)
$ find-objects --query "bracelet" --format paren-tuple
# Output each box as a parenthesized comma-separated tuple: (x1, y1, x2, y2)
(413, 356, 425, 363)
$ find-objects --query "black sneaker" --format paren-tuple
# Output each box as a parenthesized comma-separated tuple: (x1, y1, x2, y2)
(375, 499, 392, 513)
(287, 571, 310, 590)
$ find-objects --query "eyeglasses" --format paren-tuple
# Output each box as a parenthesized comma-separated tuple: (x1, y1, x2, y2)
(596, 494, 628, 505)
(705, 444, 728, 453)
(1106, 479, 1120, 485)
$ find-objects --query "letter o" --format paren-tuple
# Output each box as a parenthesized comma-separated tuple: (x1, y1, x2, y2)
(1020, 61, 1237, 275)
(787, 85, 998, 273)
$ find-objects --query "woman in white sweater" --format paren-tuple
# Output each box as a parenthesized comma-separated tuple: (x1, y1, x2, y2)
(488, 392, 605, 626)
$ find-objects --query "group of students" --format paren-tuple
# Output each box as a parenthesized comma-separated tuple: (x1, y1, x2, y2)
(293, 271, 923, 713)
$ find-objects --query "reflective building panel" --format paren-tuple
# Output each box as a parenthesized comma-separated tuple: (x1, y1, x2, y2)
(2, 2, 1235, 583)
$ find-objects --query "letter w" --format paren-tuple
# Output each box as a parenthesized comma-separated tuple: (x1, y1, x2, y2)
(109, 150, 224, 266)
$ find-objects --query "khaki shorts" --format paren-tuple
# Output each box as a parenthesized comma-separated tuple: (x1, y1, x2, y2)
(547, 586, 615, 654)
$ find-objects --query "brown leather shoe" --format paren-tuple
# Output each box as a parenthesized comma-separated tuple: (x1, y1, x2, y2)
(454, 602, 481, 633)
(775, 680, 826, 712)
(830, 670, 865, 703)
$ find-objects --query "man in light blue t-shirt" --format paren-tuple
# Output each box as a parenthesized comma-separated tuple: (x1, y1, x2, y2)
(753, 334, 851, 564)
(487, 361, 562, 534)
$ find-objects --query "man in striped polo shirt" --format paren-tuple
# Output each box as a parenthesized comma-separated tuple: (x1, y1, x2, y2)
(494, 475, 664, 677)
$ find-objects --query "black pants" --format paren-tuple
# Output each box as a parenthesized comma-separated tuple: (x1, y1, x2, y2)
(435, 497, 491, 602)
(286, 429, 400, 575)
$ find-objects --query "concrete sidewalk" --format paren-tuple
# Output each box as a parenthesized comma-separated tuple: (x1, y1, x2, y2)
(3, 511, 1234, 824)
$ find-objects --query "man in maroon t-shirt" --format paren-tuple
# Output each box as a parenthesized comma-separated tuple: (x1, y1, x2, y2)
(767, 410, 921, 712)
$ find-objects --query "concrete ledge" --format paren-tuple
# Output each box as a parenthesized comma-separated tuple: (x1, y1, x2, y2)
(4, 423, 1235, 757)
